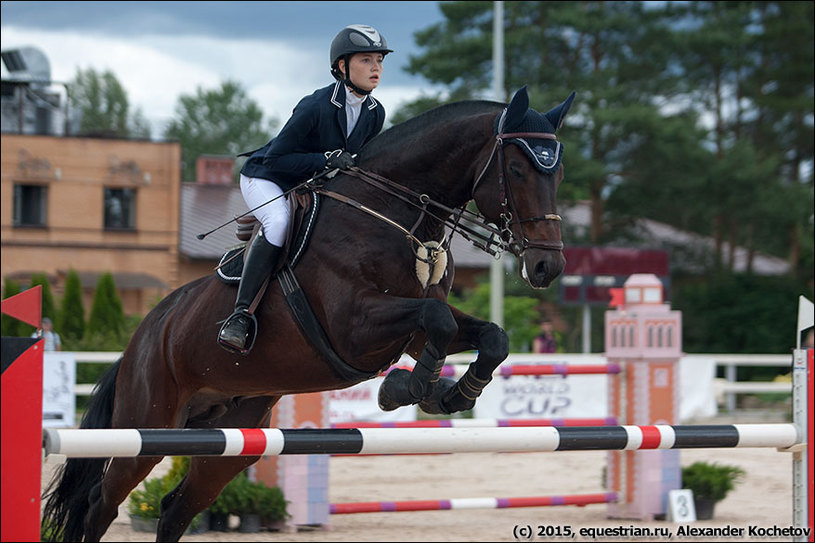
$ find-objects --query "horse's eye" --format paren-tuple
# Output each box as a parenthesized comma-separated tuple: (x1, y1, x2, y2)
(509, 164, 523, 178)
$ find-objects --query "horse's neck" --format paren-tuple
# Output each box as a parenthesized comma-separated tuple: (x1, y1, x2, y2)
(365, 114, 494, 209)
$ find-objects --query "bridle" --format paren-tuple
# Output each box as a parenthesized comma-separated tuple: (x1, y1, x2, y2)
(471, 131, 564, 255)
(313, 129, 564, 262)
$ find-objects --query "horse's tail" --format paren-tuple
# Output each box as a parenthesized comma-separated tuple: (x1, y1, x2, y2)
(41, 358, 121, 542)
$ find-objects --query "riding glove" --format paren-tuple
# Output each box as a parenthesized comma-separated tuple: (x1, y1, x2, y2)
(324, 149, 356, 171)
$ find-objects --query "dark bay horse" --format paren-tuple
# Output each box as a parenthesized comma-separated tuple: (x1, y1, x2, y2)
(42, 86, 575, 542)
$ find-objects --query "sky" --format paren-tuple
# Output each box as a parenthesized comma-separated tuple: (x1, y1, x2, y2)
(0, 1, 449, 136)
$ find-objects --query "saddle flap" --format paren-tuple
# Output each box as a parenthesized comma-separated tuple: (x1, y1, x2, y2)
(216, 192, 318, 284)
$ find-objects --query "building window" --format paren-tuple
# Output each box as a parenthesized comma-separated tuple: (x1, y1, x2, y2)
(13, 184, 47, 226)
(104, 187, 136, 230)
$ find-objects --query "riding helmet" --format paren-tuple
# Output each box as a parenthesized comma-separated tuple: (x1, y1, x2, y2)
(330, 24, 393, 82)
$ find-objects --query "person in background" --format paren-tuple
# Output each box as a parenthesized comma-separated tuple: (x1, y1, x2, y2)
(532, 319, 557, 354)
(32, 317, 62, 351)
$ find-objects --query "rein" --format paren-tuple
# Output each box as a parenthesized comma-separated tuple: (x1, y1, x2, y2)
(315, 129, 564, 261)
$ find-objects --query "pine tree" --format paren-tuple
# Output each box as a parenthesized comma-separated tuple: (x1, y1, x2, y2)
(29, 273, 57, 322)
(1, 279, 24, 337)
(87, 272, 125, 339)
(59, 269, 86, 342)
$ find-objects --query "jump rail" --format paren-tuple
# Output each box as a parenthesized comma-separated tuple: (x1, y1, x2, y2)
(43, 423, 800, 459)
(330, 492, 618, 514)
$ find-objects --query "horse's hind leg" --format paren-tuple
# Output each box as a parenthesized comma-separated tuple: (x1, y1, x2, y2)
(156, 395, 278, 542)
(83, 457, 163, 542)
(417, 305, 509, 415)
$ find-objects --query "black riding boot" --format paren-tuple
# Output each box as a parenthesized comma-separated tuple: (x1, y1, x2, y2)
(218, 232, 282, 355)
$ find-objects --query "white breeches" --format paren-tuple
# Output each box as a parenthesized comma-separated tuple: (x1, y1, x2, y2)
(239, 174, 290, 247)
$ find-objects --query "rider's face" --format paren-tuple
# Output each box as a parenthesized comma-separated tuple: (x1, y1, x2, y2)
(340, 53, 384, 95)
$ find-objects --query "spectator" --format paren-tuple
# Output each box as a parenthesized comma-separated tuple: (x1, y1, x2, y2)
(532, 319, 557, 353)
(33, 317, 62, 351)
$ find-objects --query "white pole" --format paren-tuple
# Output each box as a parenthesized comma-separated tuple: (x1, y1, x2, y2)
(582, 304, 591, 353)
(490, 0, 505, 328)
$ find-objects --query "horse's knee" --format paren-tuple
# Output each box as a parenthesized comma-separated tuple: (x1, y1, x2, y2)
(479, 323, 509, 361)
(422, 299, 458, 351)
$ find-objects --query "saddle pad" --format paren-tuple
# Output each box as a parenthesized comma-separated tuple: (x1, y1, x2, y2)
(215, 193, 320, 285)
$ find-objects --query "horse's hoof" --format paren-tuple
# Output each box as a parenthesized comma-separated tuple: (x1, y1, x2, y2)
(418, 378, 456, 415)
(440, 385, 477, 414)
(378, 369, 414, 411)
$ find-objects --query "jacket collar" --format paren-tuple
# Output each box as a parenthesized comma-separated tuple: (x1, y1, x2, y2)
(330, 80, 379, 111)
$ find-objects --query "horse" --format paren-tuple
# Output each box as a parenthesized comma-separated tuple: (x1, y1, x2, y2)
(41, 85, 575, 542)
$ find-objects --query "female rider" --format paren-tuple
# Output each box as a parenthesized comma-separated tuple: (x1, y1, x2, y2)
(218, 24, 392, 355)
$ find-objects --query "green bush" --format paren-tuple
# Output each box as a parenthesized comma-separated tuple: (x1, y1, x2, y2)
(87, 272, 125, 340)
(128, 459, 287, 526)
(1, 279, 25, 337)
(229, 474, 288, 520)
(30, 273, 58, 323)
(681, 461, 745, 502)
(58, 269, 85, 342)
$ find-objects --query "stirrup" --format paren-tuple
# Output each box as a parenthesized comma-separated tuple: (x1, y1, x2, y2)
(217, 310, 258, 355)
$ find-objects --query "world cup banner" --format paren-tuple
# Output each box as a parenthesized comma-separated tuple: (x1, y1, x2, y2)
(474, 357, 609, 420)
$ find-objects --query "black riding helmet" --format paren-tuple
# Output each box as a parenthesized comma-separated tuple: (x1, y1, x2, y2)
(330, 24, 393, 95)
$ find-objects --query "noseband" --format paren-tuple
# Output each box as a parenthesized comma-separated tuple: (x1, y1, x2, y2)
(472, 131, 564, 256)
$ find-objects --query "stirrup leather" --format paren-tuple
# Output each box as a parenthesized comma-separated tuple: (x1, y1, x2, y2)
(217, 310, 259, 355)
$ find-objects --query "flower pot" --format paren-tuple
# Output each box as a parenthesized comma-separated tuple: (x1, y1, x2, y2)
(209, 512, 230, 532)
(694, 497, 716, 520)
(239, 513, 262, 533)
(185, 510, 209, 534)
(130, 516, 159, 533)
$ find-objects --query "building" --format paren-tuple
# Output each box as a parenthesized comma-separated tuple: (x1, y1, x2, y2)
(1, 133, 181, 316)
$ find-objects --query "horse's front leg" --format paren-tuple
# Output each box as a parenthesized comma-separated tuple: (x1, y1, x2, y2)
(375, 297, 459, 410)
(413, 305, 509, 415)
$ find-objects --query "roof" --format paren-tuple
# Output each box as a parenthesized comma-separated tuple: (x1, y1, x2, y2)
(179, 183, 250, 259)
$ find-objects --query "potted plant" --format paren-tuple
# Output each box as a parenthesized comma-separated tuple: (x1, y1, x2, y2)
(127, 457, 209, 534)
(127, 477, 167, 532)
(681, 461, 745, 519)
(231, 475, 263, 533)
(256, 481, 289, 531)
(208, 471, 243, 531)
(224, 472, 289, 533)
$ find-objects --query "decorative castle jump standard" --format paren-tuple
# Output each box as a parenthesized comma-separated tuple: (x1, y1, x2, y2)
(43, 423, 800, 459)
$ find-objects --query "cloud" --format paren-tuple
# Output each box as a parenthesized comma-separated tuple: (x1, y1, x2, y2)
(2, 24, 443, 138)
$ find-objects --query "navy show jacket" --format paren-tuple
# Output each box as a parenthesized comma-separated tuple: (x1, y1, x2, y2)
(239, 81, 386, 191)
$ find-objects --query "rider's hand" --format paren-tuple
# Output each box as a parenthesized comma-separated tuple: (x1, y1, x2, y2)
(324, 149, 356, 171)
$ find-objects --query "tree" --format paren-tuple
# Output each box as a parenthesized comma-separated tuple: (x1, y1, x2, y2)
(58, 269, 86, 343)
(87, 273, 124, 340)
(1, 279, 25, 337)
(164, 80, 276, 182)
(68, 68, 150, 139)
(402, 1, 812, 283)
(404, 2, 688, 241)
(29, 273, 57, 323)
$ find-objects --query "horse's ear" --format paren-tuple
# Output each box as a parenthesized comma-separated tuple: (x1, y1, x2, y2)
(502, 85, 530, 131)
(544, 91, 576, 132)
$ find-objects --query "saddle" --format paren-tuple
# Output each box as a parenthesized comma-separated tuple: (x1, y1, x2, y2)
(216, 191, 319, 284)
(214, 190, 377, 383)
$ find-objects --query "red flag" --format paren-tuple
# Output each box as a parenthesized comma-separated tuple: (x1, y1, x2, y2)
(608, 288, 625, 308)
(1, 285, 42, 328)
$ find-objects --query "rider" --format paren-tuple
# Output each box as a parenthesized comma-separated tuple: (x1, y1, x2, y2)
(218, 24, 392, 355)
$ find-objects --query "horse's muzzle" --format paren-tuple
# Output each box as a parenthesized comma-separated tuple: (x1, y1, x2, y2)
(519, 249, 566, 289)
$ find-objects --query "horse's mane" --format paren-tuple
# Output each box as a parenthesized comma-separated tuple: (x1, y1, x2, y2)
(359, 100, 504, 161)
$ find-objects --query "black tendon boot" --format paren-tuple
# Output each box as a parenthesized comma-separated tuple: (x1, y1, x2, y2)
(218, 232, 282, 355)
